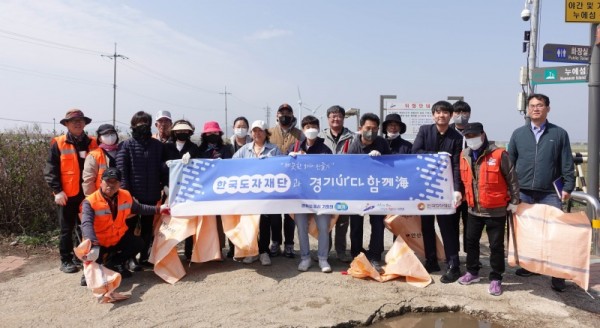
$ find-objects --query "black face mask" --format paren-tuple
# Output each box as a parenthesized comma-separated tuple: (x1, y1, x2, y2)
(175, 133, 190, 141)
(131, 124, 151, 140)
(204, 134, 221, 144)
(278, 115, 292, 126)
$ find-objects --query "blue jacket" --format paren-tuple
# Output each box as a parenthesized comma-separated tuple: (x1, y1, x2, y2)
(116, 137, 166, 204)
(507, 121, 575, 193)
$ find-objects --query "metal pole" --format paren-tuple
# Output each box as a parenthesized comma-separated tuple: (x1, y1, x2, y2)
(588, 24, 600, 201)
(379, 95, 396, 134)
(571, 191, 600, 255)
(527, 0, 540, 94)
(219, 86, 231, 137)
(112, 43, 117, 127)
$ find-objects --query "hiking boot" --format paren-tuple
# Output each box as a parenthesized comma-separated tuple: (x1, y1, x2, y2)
(424, 260, 441, 273)
(242, 255, 259, 264)
(298, 258, 312, 272)
(488, 280, 503, 296)
(458, 272, 481, 285)
(370, 260, 383, 274)
(60, 261, 79, 274)
(259, 253, 271, 266)
(319, 259, 332, 273)
(72, 256, 83, 268)
(440, 267, 461, 284)
(226, 248, 234, 258)
(127, 258, 142, 272)
(269, 243, 281, 257)
(551, 277, 566, 292)
(336, 252, 352, 263)
(80, 275, 87, 287)
(515, 268, 539, 277)
(284, 244, 295, 258)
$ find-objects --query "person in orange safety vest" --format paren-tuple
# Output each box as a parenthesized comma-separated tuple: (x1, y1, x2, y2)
(457, 122, 520, 296)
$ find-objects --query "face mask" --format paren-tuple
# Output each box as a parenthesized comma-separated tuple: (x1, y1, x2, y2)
(175, 133, 190, 141)
(453, 115, 469, 125)
(278, 115, 292, 126)
(387, 132, 399, 140)
(234, 128, 248, 138)
(304, 128, 319, 140)
(361, 130, 376, 142)
(131, 124, 151, 140)
(100, 133, 117, 146)
(204, 134, 221, 144)
(465, 136, 484, 150)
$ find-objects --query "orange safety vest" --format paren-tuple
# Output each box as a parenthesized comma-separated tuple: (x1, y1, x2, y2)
(87, 189, 133, 247)
(52, 135, 98, 197)
(88, 148, 108, 190)
(460, 148, 510, 209)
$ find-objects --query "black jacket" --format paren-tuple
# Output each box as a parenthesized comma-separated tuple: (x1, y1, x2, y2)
(286, 137, 333, 154)
(411, 124, 463, 191)
(116, 137, 166, 204)
(387, 137, 413, 154)
(347, 135, 391, 155)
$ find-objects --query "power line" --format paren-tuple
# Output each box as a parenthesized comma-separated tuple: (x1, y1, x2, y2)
(0, 117, 53, 124)
(119, 87, 206, 110)
(0, 64, 111, 87)
(0, 28, 109, 56)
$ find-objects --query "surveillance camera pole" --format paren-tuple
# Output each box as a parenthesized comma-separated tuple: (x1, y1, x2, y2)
(527, 0, 540, 95)
(588, 23, 600, 200)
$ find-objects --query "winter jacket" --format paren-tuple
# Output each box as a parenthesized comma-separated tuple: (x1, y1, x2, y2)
(229, 135, 253, 153)
(387, 136, 413, 154)
(82, 147, 118, 196)
(286, 137, 333, 154)
(232, 141, 283, 159)
(116, 137, 166, 204)
(268, 125, 304, 155)
(347, 135, 391, 155)
(507, 121, 575, 193)
(318, 127, 355, 154)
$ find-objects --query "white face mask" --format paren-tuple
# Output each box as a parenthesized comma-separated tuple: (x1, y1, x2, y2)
(387, 132, 399, 139)
(465, 136, 484, 150)
(234, 128, 248, 138)
(100, 133, 117, 146)
(304, 128, 319, 140)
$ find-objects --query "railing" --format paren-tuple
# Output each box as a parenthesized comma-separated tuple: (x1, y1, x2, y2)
(570, 191, 600, 255)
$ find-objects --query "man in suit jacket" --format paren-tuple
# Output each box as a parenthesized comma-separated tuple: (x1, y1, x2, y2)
(412, 100, 464, 283)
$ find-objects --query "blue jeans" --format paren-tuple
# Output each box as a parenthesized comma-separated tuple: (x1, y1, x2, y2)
(519, 190, 562, 209)
(295, 214, 331, 260)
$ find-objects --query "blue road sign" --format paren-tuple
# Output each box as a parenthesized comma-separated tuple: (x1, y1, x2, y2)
(543, 43, 590, 63)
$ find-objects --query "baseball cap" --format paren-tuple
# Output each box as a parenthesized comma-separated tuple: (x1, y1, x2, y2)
(155, 110, 172, 122)
(101, 167, 122, 181)
(462, 122, 484, 136)
(250, 120, 268, 131)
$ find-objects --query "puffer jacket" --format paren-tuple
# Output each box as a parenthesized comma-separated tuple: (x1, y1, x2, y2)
(116, 136, 166, 204)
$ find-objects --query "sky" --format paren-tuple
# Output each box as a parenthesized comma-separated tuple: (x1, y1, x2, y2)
(0, 0, 593, 142)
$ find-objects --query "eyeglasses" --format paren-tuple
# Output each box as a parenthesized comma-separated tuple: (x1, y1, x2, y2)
(328, 114, 344, 119)
(528, 104, 546, 109)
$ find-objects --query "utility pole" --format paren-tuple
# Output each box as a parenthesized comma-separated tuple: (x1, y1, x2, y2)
(264, 105, 271, 127)
(588, 24, 600, 200)
(102, 43, 128, 127)
(527, 0, 540, 95)
(219, 86, 231, 136)
(52, 118, 56, 136)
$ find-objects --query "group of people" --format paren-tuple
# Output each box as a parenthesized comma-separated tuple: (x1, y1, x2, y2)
(44, 93, 576, 296)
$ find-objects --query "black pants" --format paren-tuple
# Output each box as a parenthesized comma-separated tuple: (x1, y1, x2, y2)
(457, 200, 469, 252)
(350, 215, 385, 261)
(58, 193, 84, 263)
(270, 214, 295, 246)
(259, 214, 280, 254)
(126, 213, 155, 262)
(465, 213, 506, 281)
(329, 215, 350, 253)
(97, 229, 145, 266)
(422, 214, 460, 268)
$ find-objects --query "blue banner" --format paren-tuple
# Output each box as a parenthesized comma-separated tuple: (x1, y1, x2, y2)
(169, 154, 456, 216)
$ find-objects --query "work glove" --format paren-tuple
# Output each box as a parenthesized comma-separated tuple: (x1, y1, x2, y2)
(506, 203, 519, 213)
(163, 186, 169, 197)
(452, 191, 462, 208)
(368, 150, 381, 157)
(159, 204, 171, 215)
(83, 246, 100, 262)
(438, 151, 451, 157)
(181, 152, 191, 165)
(258, 154, 268, 159)
(54, 191, 67, 206)
(289, 152, 299, 158)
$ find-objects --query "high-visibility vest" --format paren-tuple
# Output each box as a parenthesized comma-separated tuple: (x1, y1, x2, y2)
(460, 148, 510, 209)
(88, 148, 108, 190)
(53, 135, 98, 197)
(87, 189, 133, 247)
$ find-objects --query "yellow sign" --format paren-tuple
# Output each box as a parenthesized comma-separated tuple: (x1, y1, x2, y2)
(566, 0, 600, 22)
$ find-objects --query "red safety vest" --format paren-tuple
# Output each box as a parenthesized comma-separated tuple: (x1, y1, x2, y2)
(52, 135, 98, 197)
(460, 148, 510, 209)
(87, 189, 133, 247)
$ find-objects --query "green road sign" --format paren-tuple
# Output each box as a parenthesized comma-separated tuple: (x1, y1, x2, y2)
(531, 65, 588, 84)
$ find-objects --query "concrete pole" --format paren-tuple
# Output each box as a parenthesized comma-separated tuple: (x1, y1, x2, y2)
(527, 0, 540, 94)
(588, 24, 600, 200)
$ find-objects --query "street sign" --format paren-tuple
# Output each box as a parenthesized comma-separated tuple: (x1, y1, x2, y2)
(532, 65, 589, 85)
(543, 43, 590, 63)
(565, 0, 600, 23)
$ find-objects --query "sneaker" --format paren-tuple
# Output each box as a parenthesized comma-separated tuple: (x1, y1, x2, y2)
(284, 244, 295, 258)
(127, 258, 142, 272)
(458, 272, 481, 285)
(242, 255, 259, 264)
(60, 261, 79, 274)
(298, 259, 312, 272)
(424, 260, 441, 273)
(72, 256, 83, 268)
(370, 260, 383, 273)
(319, 259, 332, 273)
(515, 268, 539, 277)
(259, 253, 271, 266)
(551, 277, 566, 292)
(440, 267, 461, 284)
(80, 275, 87, 287)
(269, 243, 281, 257)
(336, 252, 352, 263)
(488, 280, 503, 296)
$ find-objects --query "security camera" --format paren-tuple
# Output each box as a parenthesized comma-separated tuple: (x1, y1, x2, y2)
(521, 8, 531, 21)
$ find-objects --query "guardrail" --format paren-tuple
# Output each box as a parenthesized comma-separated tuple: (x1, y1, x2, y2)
(570, 191, 600, 255)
